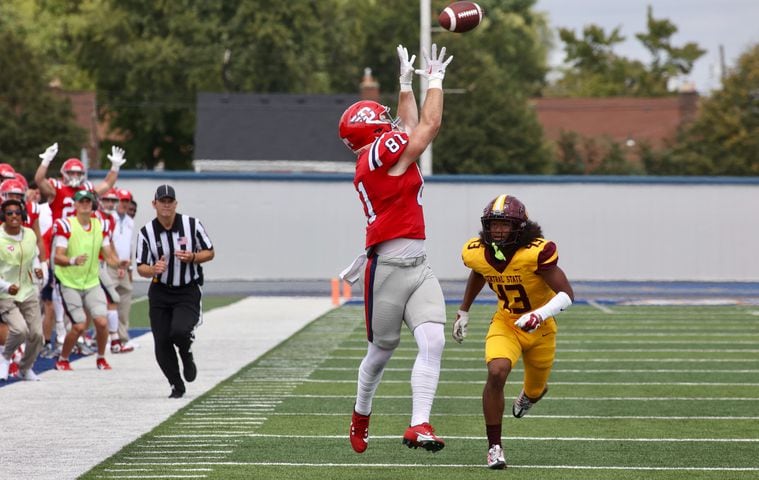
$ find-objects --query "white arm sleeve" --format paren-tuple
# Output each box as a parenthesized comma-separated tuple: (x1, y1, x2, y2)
(533, 291, 572, 320)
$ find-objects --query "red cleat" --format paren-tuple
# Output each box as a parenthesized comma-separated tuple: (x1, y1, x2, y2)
(96, 358, 112, 370)
(402, 423, 445, 452)
(8, 362, 19, 377)
(349, 410, 370, 453)
(55, 360, 73, 371)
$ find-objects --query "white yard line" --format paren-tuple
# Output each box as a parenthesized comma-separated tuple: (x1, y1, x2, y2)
(108, 461, 759, 472)
(587, 300, 615, 313)
(0, 296, 334, 480)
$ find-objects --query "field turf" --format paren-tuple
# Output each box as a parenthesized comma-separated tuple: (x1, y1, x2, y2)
(83, 303, 759, 479)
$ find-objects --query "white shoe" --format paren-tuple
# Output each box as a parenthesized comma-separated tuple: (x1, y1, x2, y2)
(487, 444, 506, 469)
(512, 387, 548, 418)
(0, 356, 10, 381)
(18, 369, 41, 381)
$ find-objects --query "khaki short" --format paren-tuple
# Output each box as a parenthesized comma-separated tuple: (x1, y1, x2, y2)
(59, 284, 108, 324)
(99, 263, 120, 304)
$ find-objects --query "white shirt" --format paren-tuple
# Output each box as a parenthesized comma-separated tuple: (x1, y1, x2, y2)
(38, 202, 53, 236)
(112, 212, 134, 263)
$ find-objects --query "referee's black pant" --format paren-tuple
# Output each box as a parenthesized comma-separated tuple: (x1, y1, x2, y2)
(148, 281, 201, 392)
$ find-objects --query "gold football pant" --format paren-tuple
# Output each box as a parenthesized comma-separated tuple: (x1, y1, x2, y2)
(485, 314, 557, 399)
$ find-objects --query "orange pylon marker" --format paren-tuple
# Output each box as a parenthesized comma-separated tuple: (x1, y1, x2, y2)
(342, 281, 352, 300)
(331, 278, 340, 306)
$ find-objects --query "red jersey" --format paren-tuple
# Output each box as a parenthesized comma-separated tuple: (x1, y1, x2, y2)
(353, 131, 425, 248)
(47, 179, 96, 222)
(94, 211, 115, 261)
(23, 200, 40, 229)
(94, 210, 115, 239)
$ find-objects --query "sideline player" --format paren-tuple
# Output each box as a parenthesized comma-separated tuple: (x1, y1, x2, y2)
(338, 44, 453, 453)
(53, 190, 122, 371)
(453, 194, 574, 469)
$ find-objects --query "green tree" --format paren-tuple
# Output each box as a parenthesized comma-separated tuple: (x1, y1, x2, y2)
(551, 6, 704, 97)
(662, 44, 759, 175)
(0, 27, 85, 175)
(432, 0, 552, 173)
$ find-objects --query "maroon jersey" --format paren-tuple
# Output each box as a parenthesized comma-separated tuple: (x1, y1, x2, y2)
(353, 131, 425, 248)
(47, 178, 95, 222)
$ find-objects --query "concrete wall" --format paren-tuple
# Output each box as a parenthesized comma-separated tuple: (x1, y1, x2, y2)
(106, 172, 759, 282)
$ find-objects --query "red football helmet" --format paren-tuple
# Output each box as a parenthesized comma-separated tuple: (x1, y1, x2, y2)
(116, 188, 133, 202)
(13, 172, 28, 189)
(60, 158, 86, 187)
(99, 187, 119, 213)
(0, 163, 17, 180)
(338, 100, 399, 153)
(481, 194, 528, 248)
(0, 179, 27, 202)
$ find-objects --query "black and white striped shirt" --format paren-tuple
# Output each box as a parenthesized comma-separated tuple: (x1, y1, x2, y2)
(136, 213, 213, 287)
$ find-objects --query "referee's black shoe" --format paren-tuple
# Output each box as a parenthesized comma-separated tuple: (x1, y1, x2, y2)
(169, 385, 185, 399)
(181, 351, 197, 383)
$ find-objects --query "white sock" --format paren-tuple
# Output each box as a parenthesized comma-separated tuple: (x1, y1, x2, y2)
(53, 290, 66, 344)
(410, 322, 445, 426)
(107, 310, 119, 335)
(355, 342, 394, 416)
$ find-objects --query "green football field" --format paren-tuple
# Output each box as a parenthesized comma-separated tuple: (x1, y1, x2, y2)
(82, 303, 759, 480)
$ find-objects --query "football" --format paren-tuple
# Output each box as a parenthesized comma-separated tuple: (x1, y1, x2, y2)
(438, 1, 484, 33)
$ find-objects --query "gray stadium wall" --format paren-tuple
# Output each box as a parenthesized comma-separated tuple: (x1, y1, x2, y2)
(99, 172, 759, 282)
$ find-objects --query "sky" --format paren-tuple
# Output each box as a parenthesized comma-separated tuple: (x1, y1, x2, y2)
(535, 0, 759, 92)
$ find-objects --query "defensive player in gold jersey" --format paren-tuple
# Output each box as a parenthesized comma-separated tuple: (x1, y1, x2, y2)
(453, 194, 574, 469)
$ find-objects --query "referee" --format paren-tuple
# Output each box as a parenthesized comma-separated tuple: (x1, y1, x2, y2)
(136, 185, 214, 398)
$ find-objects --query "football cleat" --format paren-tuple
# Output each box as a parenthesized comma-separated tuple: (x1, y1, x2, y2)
(8, 362, 20, 378)
(402, 423, 445, 452)
(75, 342, 96, 356)
(487, 444, 507, 469)
(18, 369, 41, 381)
(110, 340, 134, 354)
(0, 356, 10, 380)
(349, 410, 371, 453)
(96, 358, 112, 370)
(55, 360, 73, 371)
(512, 387, 548, 418)
(39, 343, 59, 359)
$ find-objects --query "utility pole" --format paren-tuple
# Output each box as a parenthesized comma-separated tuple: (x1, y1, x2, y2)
(419, 0, 433, 176)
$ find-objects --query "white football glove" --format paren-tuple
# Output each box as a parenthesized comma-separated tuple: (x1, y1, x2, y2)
(39, 142, 59, 167)
(452, 309, 469, 343)
(108, 146, 127, 171)
(515, 312, 543, 333)
(415, 43, 453, 86)
(397, 44, 416, 90)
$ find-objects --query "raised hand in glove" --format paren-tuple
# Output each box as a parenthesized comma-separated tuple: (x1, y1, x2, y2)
(108, 146, 127, 171)
(397, 44, 416, 90)
(514, 312, 543, 333)
(39, 143, 59, 167)
(452, 309, 469, 343)
(414, 43, 453, 85)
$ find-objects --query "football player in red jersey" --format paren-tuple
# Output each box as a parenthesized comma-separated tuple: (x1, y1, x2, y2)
(339, 44, 453, 454)
(453, 194, 574, 469)
(34, 142, 127, 223)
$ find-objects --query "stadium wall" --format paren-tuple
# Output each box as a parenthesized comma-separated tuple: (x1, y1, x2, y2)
(101, 172, 759, 282)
